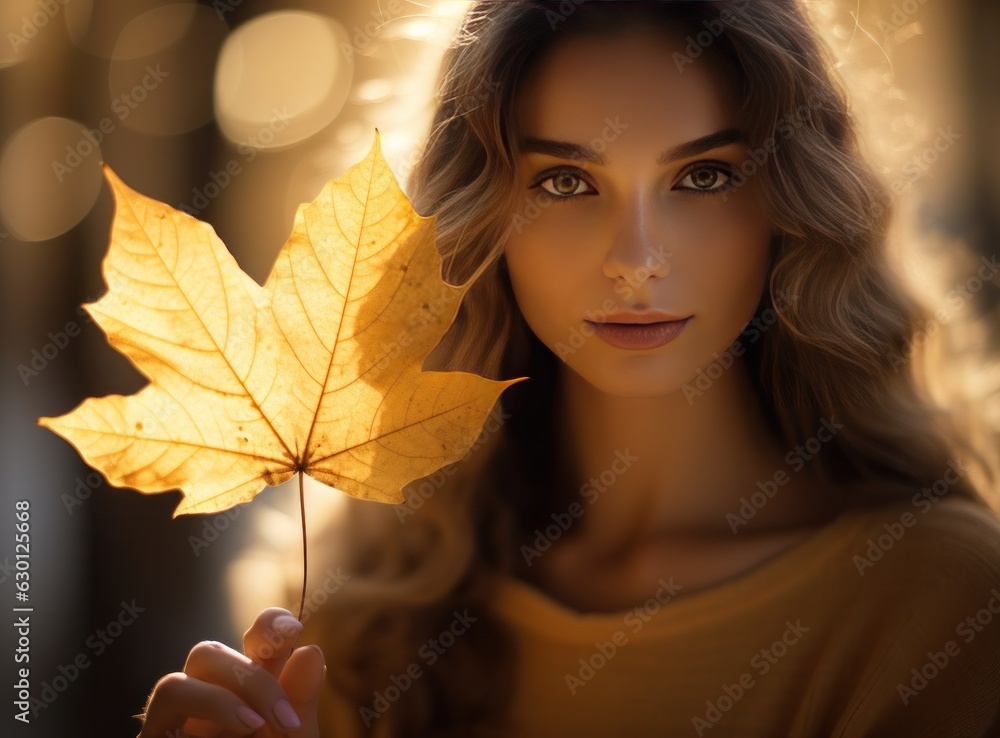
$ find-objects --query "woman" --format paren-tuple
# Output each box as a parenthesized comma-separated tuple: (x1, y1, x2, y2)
(136, 2, 1000, 736)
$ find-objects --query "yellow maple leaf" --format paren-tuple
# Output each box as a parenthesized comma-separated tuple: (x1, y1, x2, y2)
(39, 132, 524, 516)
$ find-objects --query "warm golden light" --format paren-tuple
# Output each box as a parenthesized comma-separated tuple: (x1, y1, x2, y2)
(352, 77, 393, 104)
(214, 11, 353, 150)
(67, 0, 197, 59)
(0, 117, 103, 241)
(112, 3, 197, 61)
(0, 0, 46, 68)
(108, 5, 226, 136)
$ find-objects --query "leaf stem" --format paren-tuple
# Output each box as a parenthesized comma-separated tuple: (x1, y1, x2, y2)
(297, 471, 307, 622)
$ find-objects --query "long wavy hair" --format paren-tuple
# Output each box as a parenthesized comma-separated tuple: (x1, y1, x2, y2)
(290, 3, 999, 735)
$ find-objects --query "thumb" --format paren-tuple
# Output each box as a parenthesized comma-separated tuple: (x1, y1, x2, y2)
(278, 644, 326, 737)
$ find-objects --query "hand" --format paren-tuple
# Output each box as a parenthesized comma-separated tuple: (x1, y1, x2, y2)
(137, 607, 326, 737)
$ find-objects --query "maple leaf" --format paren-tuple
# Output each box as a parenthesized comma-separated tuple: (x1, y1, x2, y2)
(39, 132, 525, 517)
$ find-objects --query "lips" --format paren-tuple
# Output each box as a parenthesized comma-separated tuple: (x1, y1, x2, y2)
(599, 311, 689, 324)
(585, 317, 691, 350)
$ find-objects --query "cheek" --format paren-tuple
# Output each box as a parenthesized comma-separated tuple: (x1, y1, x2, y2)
(504, 215, 595, 325)
(508, 206, 592, 265)
(678, 203, 772, 315)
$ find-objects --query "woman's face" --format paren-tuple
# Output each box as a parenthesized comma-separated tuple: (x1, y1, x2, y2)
(504, 26, 773, 398)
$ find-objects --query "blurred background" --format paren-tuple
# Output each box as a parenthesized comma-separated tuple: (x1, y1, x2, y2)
(0, 0, 997, 734)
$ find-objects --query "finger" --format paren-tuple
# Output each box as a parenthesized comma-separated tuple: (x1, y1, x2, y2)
(243, 607, 303, 677)
(184, 640, 302, 733)
(279, 645, 326, 738)
(138, 672, 266, 737)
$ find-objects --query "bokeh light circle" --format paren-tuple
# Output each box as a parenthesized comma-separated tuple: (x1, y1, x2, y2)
(0, 117, 104, 241)
(108, 4, 225, 136)
(112, 3, 197, 60)
(0, 0, 57, 68)
(66, 0, 200, 59)
(215, 11, 353, 151)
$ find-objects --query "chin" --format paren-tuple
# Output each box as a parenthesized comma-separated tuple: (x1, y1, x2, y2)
(558, 353, 698, 400)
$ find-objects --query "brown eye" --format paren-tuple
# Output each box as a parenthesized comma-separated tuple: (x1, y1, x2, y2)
(553, 173, 579, 194)
(537, 170, 595, 198)
(676, 164, 733, 194)
(691, 168, 719, 188)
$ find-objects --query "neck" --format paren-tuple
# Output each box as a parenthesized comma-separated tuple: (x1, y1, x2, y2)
(554, 356, 834, 561)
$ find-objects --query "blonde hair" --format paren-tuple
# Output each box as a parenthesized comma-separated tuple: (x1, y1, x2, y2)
(295, 3, 999, 735)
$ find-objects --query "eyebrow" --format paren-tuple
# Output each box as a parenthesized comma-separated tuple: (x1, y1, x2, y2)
(520, 128, 744, 166)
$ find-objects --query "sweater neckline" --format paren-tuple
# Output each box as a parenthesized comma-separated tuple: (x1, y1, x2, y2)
(490, 502, 878, 641)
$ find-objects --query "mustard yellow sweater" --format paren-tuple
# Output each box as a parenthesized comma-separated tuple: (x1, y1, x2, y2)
(327, 495, 1000, 736)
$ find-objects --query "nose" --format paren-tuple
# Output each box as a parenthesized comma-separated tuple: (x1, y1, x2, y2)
(601, 194, 671, 286)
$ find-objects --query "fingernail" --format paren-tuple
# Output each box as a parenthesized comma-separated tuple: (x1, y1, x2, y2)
(307, 644, 326, 664)
(273, 615, 303, 635)
(274, 699, 301, 729)
(237, 705, 265, 730)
